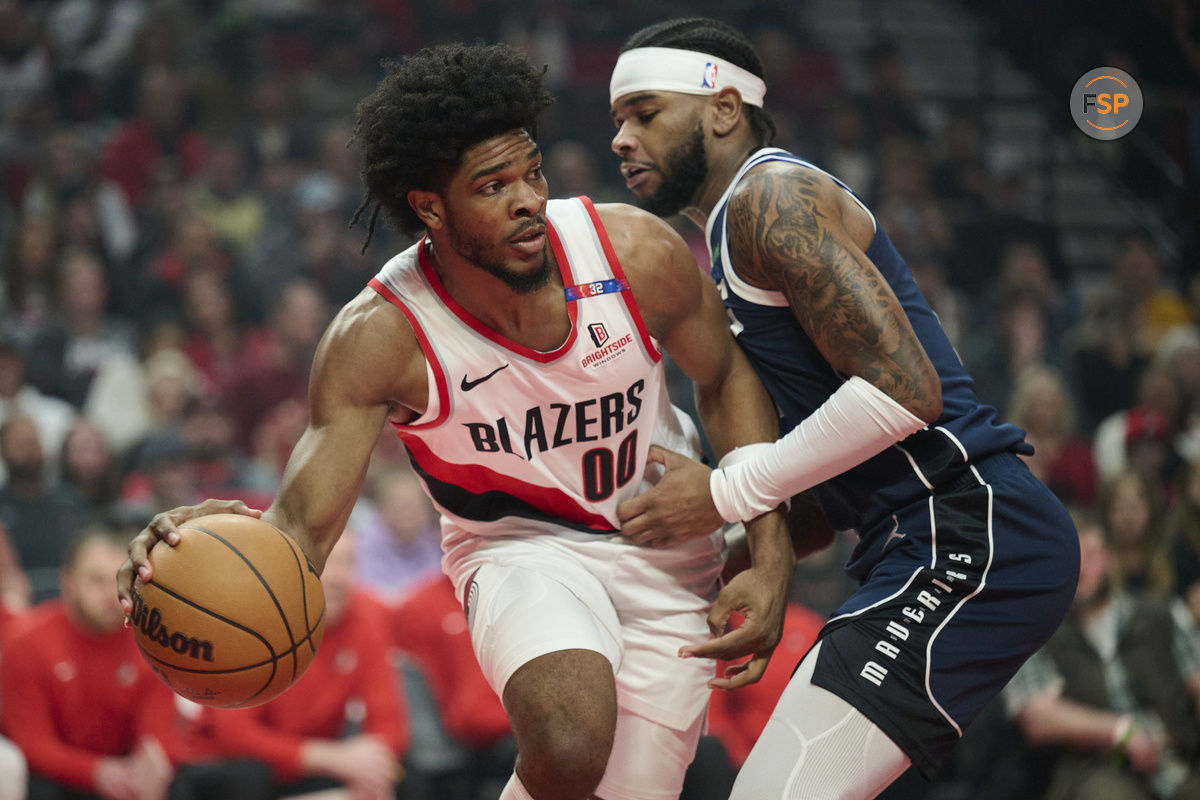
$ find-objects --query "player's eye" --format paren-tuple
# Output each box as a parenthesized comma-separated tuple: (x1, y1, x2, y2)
(637, 111, 658, 124)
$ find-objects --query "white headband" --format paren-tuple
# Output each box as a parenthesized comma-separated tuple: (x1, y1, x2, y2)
(609, 46, 766, 108)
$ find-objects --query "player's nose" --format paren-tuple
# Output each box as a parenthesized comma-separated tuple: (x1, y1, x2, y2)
(611, 122, 635, 156)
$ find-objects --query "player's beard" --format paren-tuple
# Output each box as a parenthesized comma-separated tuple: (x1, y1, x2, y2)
(450, 223, 553, 295)
(638, 121, 709, 218)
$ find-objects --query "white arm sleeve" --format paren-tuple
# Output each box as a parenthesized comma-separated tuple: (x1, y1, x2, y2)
(709, 376, 927, 523)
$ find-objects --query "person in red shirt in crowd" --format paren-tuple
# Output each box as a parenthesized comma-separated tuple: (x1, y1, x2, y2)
(0, 522, 174, 800)
(211, 531, 408, 799)
(391, 572, 515, 798)
(708, 601, 826, 769)
(136, 693, 273, 800)
(97, 67, 205, 207)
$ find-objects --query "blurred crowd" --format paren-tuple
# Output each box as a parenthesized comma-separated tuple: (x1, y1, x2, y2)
(0, 0, 1198, 798)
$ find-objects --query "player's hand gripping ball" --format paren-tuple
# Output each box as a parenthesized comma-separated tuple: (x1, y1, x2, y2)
(130, 514, 326, 708)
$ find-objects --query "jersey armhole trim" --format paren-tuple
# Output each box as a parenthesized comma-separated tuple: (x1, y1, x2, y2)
(368, 277, 451, 431)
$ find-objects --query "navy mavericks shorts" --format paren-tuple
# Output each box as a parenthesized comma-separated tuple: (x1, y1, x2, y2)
(809, 452, 1079, 777)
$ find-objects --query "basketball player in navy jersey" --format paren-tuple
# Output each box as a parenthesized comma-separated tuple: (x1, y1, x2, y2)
(118, 43, 796, 800)
(609, 18, 1080, 799)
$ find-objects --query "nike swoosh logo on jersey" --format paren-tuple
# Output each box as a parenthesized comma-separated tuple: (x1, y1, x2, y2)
(461, 363, 510, 391)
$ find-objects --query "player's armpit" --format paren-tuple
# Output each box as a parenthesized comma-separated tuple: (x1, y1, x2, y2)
(725, 164, 941, 423)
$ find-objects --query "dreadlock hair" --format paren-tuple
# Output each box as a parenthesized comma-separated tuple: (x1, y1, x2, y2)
(622, 18, 776, 148)
(351, 43, 555, 245)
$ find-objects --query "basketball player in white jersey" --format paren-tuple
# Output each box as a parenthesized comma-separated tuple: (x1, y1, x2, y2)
(117, 43, 795, 800)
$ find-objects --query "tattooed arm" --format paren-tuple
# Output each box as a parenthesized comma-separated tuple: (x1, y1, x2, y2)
(725, 161, 941, 420)
(698, 163, 939, 524)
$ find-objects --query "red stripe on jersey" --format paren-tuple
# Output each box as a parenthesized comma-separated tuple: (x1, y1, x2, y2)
(416, 237, 579, 363)
(368, 277, 451, 430)
(580, 197, 661, 364)
(397, 432, 616, 531)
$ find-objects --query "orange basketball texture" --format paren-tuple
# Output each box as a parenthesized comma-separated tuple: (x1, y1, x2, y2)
(130, 514, 326, 708)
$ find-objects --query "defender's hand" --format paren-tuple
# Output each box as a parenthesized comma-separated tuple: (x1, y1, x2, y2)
(618, 445, 724, 547)
(116, 499, 263, 617)
(680, 565, 789, 690)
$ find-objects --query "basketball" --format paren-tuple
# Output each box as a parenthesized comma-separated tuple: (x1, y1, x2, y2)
(130, 513, 326, 708)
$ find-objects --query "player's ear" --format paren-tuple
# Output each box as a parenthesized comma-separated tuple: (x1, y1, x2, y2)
(408, 189, 444, 230)
(711, 88, 744, 137)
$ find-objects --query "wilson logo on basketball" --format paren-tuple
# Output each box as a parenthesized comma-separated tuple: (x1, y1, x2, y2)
(130, 589, 215, 663)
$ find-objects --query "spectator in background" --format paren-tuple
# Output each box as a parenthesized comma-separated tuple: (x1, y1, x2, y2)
(42, 0, 147, 121)
(0, 416, 86, 601)
(1154, 324, 1200, 465)
(858, 38, 929, 142)
(1101, 470, 1175, 599)
(984, 239, 1074, 343)
(0, 522, 175, 800)
(0, 0, 53, 136)
(292, 172, 377, 307)
(3, 215, 59, 335)
(0, 518, 32, 625)
(25, 247, 138, 410)
(234, 71, 315, 171)
(1093, 365, 1188, 494)
(392, 572, 515, 800)
(145, 213, 237, 316)
(98, 66, 205, 206)
(967, 287, 1054, 415)
(180, 395, 277, 510)
(127, 161, 191, 305)
(116, 429, 200, 526)
(249, 397, 308, 482)
(137, 694, 274, 800)
(984, 153, 1069, 287)
(907, 252, 968, 356)
(814, 96, 877, 205)
(1007, 364, 1098, 510)
(22, 129, 138, 270)
(930, 110, 989, 248)
(353, 466, 443, 601)
(222, 277, 328, 455)
(1167, 459, 1200, 626)
(178, 267, 268, 394)
(185, 137, 266, 263)
(87, 345, 203, 461)
(544, 139, 624, 204)
(1004, 518, 1200, 800)
(0, 331, 78, 487)
(750, 24, 840, 146)
(873, 135, 956, 268)
(57, 416, 122, 514)
(214, 531, 409, 799)
(1066, 286, 1152, 435)
(1107, 233, 1191, 355)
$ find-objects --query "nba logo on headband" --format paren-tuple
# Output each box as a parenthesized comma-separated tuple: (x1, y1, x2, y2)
(702, 62, 718, 89)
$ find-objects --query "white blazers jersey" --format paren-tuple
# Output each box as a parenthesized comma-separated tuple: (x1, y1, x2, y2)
(368, 196, 702, 552)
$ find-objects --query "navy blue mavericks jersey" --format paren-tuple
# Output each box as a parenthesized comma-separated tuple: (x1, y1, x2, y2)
(706, 148, 1031, 577)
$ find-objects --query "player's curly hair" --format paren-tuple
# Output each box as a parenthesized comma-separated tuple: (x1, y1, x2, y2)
(351, 43, 555, 243)
(622, 18, 776, 147)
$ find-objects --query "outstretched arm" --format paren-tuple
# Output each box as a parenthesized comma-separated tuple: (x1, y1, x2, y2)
(118, 291, 426, 612)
